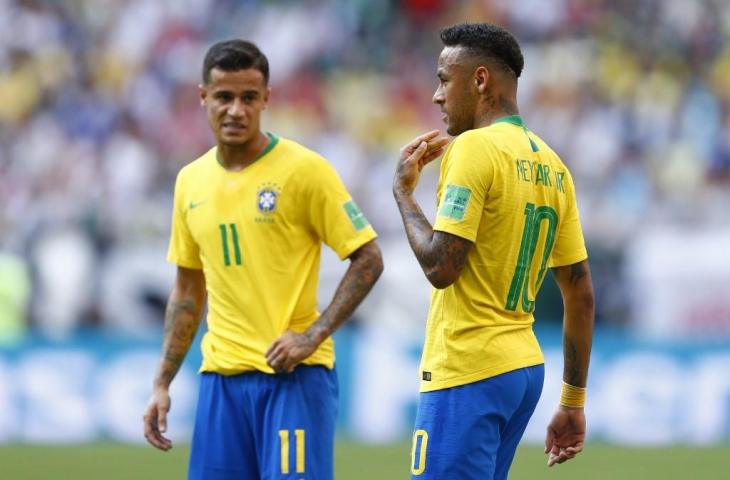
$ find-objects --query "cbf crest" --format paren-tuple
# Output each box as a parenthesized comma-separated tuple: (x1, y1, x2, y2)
(256, 182, 280, 223)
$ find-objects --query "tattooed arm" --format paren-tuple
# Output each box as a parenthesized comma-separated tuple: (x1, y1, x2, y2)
(144, 266, 206, 451)
(392, 130, 468, 288)
(393, 191, 472, 289)
(265, 240, 384, 373)
(552, 259, 594, 388)
(545, 259, 594, 467)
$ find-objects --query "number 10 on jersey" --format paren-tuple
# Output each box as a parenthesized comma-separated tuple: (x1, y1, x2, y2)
(505, 203, 558, 312)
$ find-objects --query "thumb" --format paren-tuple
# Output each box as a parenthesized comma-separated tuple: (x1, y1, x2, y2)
(544, 428, 554, 454)
(158, 403, 169, 433)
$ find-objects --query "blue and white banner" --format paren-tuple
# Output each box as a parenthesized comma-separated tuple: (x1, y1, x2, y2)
(0, 326, 728, 446)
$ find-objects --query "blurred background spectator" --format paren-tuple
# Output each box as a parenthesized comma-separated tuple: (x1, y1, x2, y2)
(1, 0, 729, 340)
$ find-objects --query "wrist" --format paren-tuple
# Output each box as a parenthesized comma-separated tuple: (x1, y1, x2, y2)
(559, 381, 586, 408)
(153, 380, 171, 390)
(304, 324, 329, 346)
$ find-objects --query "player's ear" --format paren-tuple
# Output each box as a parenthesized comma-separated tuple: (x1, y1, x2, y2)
(198, 84, 207, 107)
(262, 87, 271, 109)
(474, 66, 490, 94)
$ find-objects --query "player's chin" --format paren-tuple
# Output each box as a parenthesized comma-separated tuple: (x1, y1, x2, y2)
(218, 132, 251, 145)
(445, 123, 461, 136)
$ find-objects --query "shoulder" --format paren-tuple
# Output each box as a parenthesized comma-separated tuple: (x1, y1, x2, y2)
(276, 136, 338, 176)
(177, 146, 216, 183)
(448, 128, 502, 158)
(443, 129, 500, 175)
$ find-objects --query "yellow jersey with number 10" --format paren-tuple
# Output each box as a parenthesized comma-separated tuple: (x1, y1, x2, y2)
(167, 133, 377, 375)
(421, 115, 587, 392)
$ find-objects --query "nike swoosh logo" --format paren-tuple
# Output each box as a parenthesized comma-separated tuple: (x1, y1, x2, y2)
(188, 199, 208, 210)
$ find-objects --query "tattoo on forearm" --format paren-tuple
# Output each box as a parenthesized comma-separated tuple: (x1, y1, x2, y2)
(157, 298, 202, 387)
(307, 243, 383, 345)
(563, 334, 586, 387)
(395, 194, 470, 285)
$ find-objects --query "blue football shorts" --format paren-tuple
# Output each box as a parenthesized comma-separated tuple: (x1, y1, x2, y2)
(410, 364, 544, 480)
(188, 365, 338, 480)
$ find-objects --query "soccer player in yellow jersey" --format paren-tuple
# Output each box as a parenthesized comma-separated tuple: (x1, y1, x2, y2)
(142, 40, 383, 480)
(393, 24, 595, 479)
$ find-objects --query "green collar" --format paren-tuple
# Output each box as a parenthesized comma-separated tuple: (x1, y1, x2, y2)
(491, 115, 525, 127)
(216, 132, 279, 168)
(492, 115, 539, 152)
(255, 132, 279, 160)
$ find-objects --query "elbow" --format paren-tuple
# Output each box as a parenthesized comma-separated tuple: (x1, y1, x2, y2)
(426, 269, 458, 289)
(352, 241, 384, 282)
(371, 249, 385, 281)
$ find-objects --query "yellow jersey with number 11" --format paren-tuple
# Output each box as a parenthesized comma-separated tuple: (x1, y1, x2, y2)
(168, 133, 377, 375)
(421, 115, 587, 392)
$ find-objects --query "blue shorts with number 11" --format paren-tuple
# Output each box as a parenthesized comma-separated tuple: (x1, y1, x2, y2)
(189, 365, 338, 480)
(410, 364, 544, 480)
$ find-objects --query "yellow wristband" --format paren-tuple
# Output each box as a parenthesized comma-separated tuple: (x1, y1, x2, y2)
(560, 382, 586, 408)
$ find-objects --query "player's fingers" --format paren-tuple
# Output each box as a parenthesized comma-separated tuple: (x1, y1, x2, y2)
(265, 339, 281, 357)
(556, 451, 572, 464)
(400, 133, 440, 158)
(143, 413, 156, 440)
(407, 141, 428, 162)
(547, 452, 559, 467)
(267, 346, 291, 372)
(426, 137, 449, 151)
(405, 130, 440, 150)
(266, 341, 285, 362)
(565, 444, 583, 455)
(267, 351, 283, 370)
(144, 417, 171, 450)
(544, 429, 555, 454)
(420, 146, 447, 166)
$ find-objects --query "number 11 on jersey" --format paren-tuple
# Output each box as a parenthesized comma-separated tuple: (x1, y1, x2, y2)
(219, 223, 242, 266)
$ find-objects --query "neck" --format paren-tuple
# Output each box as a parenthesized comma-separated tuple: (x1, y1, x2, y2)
(217, 131, 270, 171)
(474, 92, 519, 129)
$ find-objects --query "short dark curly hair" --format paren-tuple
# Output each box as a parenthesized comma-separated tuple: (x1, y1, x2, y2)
(202, 39, 269, 84)
(440, 23, 524, 78)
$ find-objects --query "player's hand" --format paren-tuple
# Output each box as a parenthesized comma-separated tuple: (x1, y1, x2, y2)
(143, 387, 173, 451)
(393, 130, 449, 196)
(266, 330, 319, 374)
(544, 406, 586, 466)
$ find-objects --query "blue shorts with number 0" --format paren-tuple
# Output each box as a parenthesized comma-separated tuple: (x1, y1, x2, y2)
(410, 364, 544, 480)
(189, 365, 338, 480)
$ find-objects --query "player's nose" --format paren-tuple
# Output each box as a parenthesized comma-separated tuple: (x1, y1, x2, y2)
(227, 98, 246, 118)
(432, 87, 444, 105)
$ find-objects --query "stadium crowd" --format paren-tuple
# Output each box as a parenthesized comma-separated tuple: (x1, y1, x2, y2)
(1, 0, 729, 339)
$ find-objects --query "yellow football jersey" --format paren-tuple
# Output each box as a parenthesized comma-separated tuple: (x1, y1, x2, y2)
(168, 133, 377, 375)
(420, 115, 587, 392)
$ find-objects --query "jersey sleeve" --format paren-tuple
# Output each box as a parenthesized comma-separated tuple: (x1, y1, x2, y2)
(433, 132, 496, 242)
(549, 169, 588, 267)
(306, 158, 378, 260)
(167, 171, 203, 269)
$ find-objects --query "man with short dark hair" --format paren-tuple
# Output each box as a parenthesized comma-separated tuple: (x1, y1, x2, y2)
(143, 39, 383, 480)
(393, 23, 595, 479)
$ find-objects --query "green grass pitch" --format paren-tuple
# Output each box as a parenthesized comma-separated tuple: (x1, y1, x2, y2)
(0, 442, 727, 479)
